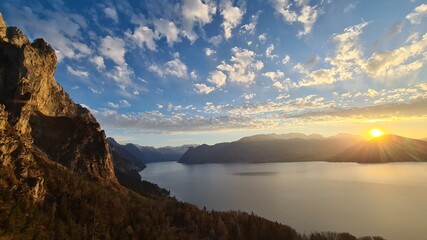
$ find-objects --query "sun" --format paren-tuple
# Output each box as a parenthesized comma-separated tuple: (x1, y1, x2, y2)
(370, 129, 384, 138)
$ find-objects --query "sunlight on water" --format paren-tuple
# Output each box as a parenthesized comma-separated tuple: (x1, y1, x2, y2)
(140, 162, 427, 240)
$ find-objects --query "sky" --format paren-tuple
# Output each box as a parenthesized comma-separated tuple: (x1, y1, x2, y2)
(2, 0, 427, 147)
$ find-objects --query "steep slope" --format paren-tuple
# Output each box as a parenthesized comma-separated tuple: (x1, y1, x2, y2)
(0, 12, 116, 201)
(180, 134, 362, 164)
(332, 135, 427, 163)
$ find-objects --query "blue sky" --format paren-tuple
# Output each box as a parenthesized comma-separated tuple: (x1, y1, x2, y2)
(2, 0, 427, 146)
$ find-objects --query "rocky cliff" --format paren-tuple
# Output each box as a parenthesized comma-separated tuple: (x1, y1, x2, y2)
(0, 13, 116, 203)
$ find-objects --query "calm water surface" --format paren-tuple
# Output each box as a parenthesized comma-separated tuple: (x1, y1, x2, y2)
(140, 162, 427, 240)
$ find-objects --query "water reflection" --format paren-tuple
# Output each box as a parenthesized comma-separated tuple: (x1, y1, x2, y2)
(140, 162, 427, 240)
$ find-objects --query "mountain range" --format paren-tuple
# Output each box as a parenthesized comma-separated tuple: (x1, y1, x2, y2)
(0, 13, 385, 239)
(108, 137, 195, 164)
(179, 133, 427, 164)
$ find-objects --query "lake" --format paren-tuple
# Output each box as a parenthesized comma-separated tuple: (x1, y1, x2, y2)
(139, 162, 427, 240)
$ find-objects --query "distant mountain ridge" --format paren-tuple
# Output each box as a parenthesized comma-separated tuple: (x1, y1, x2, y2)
(179, 133, 363, 164)
(179, 133, 427, 164)
(107, 137, 195, 164)
(332, 134, 427, 163)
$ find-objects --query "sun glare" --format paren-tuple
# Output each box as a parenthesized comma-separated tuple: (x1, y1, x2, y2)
(370, 129, 384, 138)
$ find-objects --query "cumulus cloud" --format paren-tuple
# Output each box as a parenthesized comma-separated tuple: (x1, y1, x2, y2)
(364, 33, 427, 79)
(66, 66, 89, 78)
(205, 47, 216, 56)
(99, 36, 127, 65)
(208, 35, 223, 46)
(90, 56, 106, 71)
(220, 0, 245, 40)
(406, 4, 427, 24)
(240, 14, 258, 34)
(243, 93, 256, 100)
(104, 7, 119, 23)
(181, 0, 217, 42)
(263, 71, 295, 91)
(282, 55, 290, 65)
(258, 33, 267, 43)
(298, 22, 368, 86)
(126, 26, 158, 51)
(106, 64, 136, 93)
(153, 18, 180, 46)
(207, 70, 227, 87)
(3, 3, 91, 61)
(194, 83, 215, 94)
(217, 47, 264, 84)
(269, 0, 319, 37)
(190, 70, 198, 80)
(265, 44, 278, 59)
(108, 100, 131, 109)
(149, 58, 189, 79)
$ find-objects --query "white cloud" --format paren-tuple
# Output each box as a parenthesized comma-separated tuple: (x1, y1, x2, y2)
(153, 18, 180, 46)
(406, 4, 427, 24)
(104, 7, 119, 23)
(92, 108, 279, 133)
(106, 64, 136, 93)
(258, 33, 267, 43)
(149, 58, 189, 79)
(194, 83, 215, 94)
(243, 93, 256, 100)
(119, 100, 131, 107)
(265, 44, 278, 59)
(240, 14, 258, 34)
(296, 5, 318, 37)
(300, 68, 335, 86)
(181, 0, 217, 42)
(108, 102, 119, 108)
(263, 71, 295, 91)
(269, 0, 319, 37)
(66, 65, 89, 78)
(100, 36, 127, 65)
(298, 22, 369, 86)
(4, 3, 91, 61)
(208, 35, 223, 46)
(207, 70, 227, 87)
(220, 0, 244, 40)
(104, 99, 130, 108)
(263, 70, 285, 81)
(191, 70, 198, 79)
(343, 3, 356, 13)
(90, 56, 106, 71)
(217, 47, 264, 84)
(165, 58, 188, 78)
(364, 33, 427, 79)
(282, 55, 290, 64)
(229, 94, 335, 116)
(126, 26, 158, 51)
(89, 87, 102, 94)
(205, 47, 216, 56)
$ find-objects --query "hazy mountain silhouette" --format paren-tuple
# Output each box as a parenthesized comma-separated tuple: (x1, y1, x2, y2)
(108, 137, 194, 163)
(179, 133, 363, 164)
(332, 134, 427, 163)
(180, 133, 427, 164)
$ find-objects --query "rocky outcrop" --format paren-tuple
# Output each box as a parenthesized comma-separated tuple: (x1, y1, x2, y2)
(0, 12, 117, 204)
